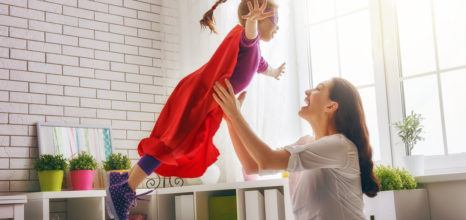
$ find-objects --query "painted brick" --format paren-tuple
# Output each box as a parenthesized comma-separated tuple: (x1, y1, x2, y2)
(126, 92, 153, 103)
(124, 17, 151, 29)
(0, 102, 28, 114)
(80, 117, 111, 126)
(0, 15, 28, 29)
(109, 5, 137, 18)
(95, 12, 123, 25)
(64, 86, 96, 98)
(47, 74, 79, 86)
(0, 58, 27, 71)
(111, 120, 139, 130)
(10, 6, 45, 21)
(109, 24, 137, 37)
(80, 57, 110, 70)
(10, 136, 37, 147)
(28, 61, 62, 74)
(63, 26, 94, 39)
(28, 41, 61, 54)
(46, 53, 79, 66)
(96, 90, 125, 101)
(45, 32, 78, 46)
(111, 81, 139, 92)
(46, 95, 79, 107)
(9, 114, 45, 125)
(46, 12, 78, 26)
(0, 124, 28, 135)
(65, 106, 96, 117)
(29, 104, 63, 116)
(124, 36, 151, 47)
(111, 100, 139, 111)
(95, 50, 124, 62)
(80, 78, 110, 90)
(125, 54, 152, 66)
(29, 20, 62, 34)
(95, 31, 124, 44)
(63, 45, 94, 59)
(95, 70, 125, 81)
(79, 18, 109, 32)
(78, 0, 109, 13)
(126, 73, 153, 85)
(10, 49, 45, 62)
(29, 83, 63, 95)
(63, 66, 94, 78)
(97, 109, 126, 120)
(28, 0, 62, 14)
(10, 92, 46, 104)
(0, 79, 28, 92)
(127, 111, 154, 121)
(10, 27, 44, 41)
(80, 97, 111, 109)
(109, 43, 138, 55)
(63, 5, 94, 20)
(110, 62, 138, 73)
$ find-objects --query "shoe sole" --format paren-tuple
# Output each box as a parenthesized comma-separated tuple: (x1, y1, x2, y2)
(106, 186, 120, 220)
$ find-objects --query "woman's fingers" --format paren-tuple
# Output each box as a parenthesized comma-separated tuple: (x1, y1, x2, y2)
(224, 79, 235, 96)
(214, 82, 230, 99)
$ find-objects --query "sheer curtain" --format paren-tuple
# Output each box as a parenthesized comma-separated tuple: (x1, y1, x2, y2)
(178, 0, 304, 183)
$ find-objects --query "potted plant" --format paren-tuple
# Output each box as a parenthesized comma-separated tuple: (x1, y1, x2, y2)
(103, 153, 131, 173)
(364, 165, 429, 220)
(69, 151, 98, 190)
(394, 111, 425, 176)
(34, 154, 68, 191)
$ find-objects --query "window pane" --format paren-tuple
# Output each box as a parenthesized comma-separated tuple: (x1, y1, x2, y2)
(309, 21, 339, 86)
(441, 69, 466, 154)
(336, 0, 368, 15)
(433, 0, 466, 69)
(397, 0, 437, 76)
(338, 10, 374, 86)
(359, 87, 381, 161)
(403, 75, 444, 155)
(309, 0, 335, 24)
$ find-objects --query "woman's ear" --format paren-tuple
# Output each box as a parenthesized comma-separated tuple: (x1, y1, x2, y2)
(325, 101, 339, 113)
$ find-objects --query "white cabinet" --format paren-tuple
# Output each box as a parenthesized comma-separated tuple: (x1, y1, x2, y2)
(25, 190, 106, 220)
(0, 195, 27, 220)
(136, 178, 293, 220)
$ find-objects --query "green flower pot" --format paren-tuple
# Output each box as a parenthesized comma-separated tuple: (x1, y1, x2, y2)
(38, 170, 64, 192)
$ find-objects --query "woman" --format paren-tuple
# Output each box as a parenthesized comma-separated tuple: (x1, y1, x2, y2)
(213, 77, 380, 219)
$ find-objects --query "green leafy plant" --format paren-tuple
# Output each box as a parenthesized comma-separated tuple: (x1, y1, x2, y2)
(103, 153, 131, 171)
(396, 168, 417, 190)
(34, 154, 68, 171)
(374, 165, 418, 191)
(69, 152, 98, 171)
(394, 111, 425, 156)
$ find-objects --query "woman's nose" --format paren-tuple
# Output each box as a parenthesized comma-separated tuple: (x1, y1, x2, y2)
(305, 89, 311, 95)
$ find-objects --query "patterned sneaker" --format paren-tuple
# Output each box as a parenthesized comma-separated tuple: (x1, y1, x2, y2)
(106, 172, 135, 220)
(106, 172, 153, 220)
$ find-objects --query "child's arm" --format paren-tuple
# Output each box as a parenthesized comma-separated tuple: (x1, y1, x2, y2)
(258, 56, 286, 80)
(242, 0, 274, 39)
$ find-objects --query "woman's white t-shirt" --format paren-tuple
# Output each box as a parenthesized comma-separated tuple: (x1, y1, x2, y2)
(282, 134, 365, 220)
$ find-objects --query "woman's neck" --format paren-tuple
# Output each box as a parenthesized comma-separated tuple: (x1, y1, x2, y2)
(309, 118, 338, 140)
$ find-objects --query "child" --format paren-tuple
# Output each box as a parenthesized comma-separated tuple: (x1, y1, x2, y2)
(106, 0, 285, 219)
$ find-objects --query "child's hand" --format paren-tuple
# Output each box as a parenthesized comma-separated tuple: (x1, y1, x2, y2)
(241, 0, 275, 22)
(266, 62, 286, 80)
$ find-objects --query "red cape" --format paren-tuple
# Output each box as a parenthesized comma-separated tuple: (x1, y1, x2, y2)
(137, 25, 243, 178)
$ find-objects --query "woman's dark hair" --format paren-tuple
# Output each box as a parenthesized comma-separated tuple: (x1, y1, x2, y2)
(330, 77, 380, 197)
(200, 0, 277, 34)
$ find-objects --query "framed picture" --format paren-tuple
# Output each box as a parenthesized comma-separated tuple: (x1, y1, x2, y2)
(36, 122, 115, 189)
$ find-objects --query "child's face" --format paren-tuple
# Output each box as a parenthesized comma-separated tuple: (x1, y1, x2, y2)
(258, 10, 278, 42)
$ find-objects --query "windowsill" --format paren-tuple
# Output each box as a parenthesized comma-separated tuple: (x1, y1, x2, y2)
(415, 171, 466, 184)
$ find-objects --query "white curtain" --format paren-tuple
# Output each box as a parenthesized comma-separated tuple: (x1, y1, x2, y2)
(178, 0, 305, 183)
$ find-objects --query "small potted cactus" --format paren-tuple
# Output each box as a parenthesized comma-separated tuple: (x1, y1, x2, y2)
(34, 154, 68, 191)
(69, 151, 98, 190)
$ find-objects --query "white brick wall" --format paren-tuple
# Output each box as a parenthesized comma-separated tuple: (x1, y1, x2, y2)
(0, 0, 180, 192)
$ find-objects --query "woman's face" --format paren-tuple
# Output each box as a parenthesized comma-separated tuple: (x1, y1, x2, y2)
(258, 9, 279, 41)
(299, 80, 336, 120)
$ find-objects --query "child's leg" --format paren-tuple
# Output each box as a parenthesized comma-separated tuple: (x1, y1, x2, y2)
(106, 155, 160, 219)
(127, 155, 160, 191)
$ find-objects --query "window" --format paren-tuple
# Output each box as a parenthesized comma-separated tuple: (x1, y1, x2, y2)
(293, 0, 466, 170)
(300, 0, 385, 161)
(396, 0, 466, 156)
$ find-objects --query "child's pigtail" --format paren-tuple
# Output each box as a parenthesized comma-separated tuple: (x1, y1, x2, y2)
(200, 0, 228, 34)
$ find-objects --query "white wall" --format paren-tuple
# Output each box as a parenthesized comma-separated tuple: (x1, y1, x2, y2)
(0, 0, 181, 192)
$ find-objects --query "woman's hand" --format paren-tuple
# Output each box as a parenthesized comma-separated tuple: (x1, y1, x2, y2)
(241, 0, 275, 22)
(213, 79, 246, 121)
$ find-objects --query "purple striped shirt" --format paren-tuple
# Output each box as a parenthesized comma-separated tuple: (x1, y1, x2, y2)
(230, 31, 269, 94)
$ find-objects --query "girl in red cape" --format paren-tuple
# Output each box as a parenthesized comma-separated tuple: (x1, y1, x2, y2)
(107, 1, 285, 219)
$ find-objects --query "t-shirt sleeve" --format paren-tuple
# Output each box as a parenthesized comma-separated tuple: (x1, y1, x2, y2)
(257, 56, 269, 73)
(284, 135, 351, 172)
(240, 31, 260, 48)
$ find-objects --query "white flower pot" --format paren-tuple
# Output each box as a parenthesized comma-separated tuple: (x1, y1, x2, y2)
(404, 155, 425, 176)
(364, 189, 430, 220)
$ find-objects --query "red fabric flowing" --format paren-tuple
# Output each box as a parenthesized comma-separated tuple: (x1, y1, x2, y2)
(137, 25, 244, 178)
